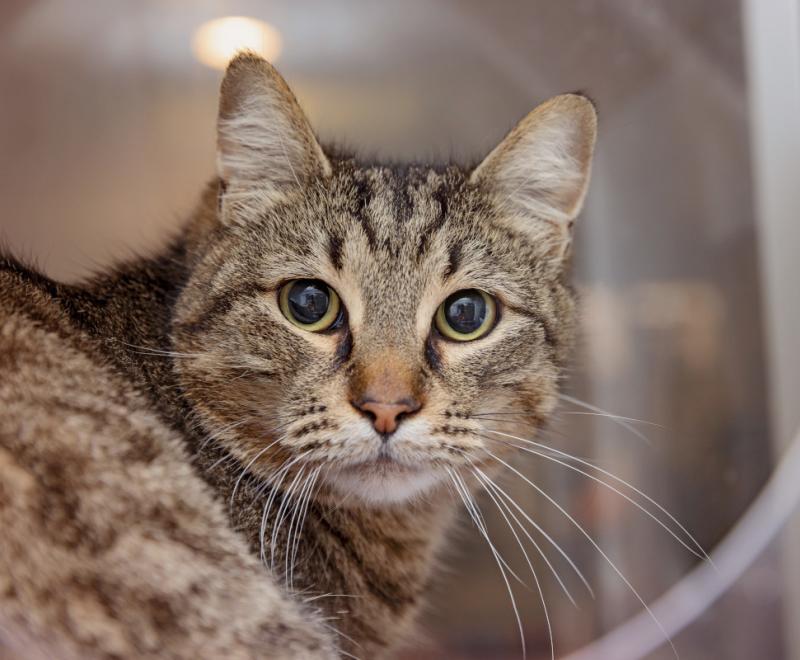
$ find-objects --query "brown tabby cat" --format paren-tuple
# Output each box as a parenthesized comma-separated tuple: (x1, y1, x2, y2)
(0, 53, 596, 659)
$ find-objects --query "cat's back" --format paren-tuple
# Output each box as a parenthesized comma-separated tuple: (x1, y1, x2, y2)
(0, 260, 146, 466)
(0, 261, 336, 660)
(0, 259, 91, 376)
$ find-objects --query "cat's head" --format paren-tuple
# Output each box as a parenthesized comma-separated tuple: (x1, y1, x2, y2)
(172, 53, 596, 506)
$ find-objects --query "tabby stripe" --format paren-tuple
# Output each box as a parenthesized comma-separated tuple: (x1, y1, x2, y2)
(314, 510, 416, 613)
(504, 302, 557, 349)
(392, 180, 413, 225)
(416, 185, 448, 258)
(326, 232, 344, 270)
(353, 177, 377, 250)
(443, 241, 462, 280)
(424, 336, 444, 375)
(332, 329, 353, 369)
(173, 282, 271, 335)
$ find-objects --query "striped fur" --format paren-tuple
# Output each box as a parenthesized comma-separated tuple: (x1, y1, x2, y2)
(0, 52, 596, 658)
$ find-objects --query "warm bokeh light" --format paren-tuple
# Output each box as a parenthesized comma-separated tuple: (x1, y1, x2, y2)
(192, 16, 282, 70)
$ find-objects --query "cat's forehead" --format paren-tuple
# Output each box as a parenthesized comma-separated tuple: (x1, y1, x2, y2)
(323, 163, 481, 296)
(230, 160, 537, 310)
(332, 162, 474, 242)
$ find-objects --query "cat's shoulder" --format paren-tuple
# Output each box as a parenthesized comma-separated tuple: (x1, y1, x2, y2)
(0, 254, 108, 394)
(0, 254, 339, 660)
(1, 254, 67, 323)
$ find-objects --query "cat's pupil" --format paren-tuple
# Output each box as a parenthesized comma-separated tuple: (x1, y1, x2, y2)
(444, 290, 487, 334)
(288, 280, 330, 324)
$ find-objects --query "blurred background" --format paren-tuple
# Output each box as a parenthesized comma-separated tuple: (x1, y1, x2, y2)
(2, 1, 799, 658)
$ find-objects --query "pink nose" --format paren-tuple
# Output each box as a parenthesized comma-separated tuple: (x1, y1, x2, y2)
(354, 399, 420, 435)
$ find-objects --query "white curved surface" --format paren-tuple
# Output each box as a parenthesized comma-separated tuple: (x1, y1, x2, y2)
(563, 425, 800, 660)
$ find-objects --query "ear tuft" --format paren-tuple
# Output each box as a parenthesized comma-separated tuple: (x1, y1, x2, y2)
(471, 94, 597, 252)
(216, 52, 330, 206)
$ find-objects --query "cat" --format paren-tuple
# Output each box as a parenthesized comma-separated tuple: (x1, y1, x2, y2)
(0, 52, 596, 659)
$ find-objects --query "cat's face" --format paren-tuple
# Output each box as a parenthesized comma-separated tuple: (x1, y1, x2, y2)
(172, 54, 596, 505)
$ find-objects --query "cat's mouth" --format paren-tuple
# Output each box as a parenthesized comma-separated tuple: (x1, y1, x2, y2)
(338, 452, 425, 476)
(325, 451, 442, 504)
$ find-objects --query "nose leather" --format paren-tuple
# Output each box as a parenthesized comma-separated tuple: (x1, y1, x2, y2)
(355, 399, 420, 434)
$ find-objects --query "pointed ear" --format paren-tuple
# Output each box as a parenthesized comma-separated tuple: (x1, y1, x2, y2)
(216, 53, 331, 213)
(471, 94, 597, 256)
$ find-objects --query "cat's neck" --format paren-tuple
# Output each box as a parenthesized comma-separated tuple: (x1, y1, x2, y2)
(210, 456, 454, 656)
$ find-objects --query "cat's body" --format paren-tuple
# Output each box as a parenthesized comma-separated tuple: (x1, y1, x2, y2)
(0, 54, 596, 658)
(0, 256, 338, 659)
(0, 232, 445, 659)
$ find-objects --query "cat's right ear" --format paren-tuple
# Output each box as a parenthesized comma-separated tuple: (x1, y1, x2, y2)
(216, 52, 331, 219)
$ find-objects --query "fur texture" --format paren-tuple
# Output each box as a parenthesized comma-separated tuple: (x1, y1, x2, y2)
(0, 53, 596, 659)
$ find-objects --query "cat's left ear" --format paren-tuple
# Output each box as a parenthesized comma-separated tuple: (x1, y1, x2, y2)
(216, 52, 331, 217)
(470, 94, 597, 258)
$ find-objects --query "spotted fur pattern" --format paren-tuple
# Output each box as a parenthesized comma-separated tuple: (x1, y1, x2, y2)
(0, 53, 596, 658)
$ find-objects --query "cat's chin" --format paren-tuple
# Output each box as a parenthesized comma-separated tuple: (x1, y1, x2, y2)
(324, 459, 443, 507)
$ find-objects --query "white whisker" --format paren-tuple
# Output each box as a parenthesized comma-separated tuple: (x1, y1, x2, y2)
(474, 465, 594, 600)
(303, 592, 362, 603)
(259, 451, 310, 566)
(473, 468, 556, 660)
(197, 419, 249, 452)
(260, 465, 292, 565)
(291, 466, 321, 586)
(562, 411, 663, 428)
(320, 620, 362, 653)
(283, 469, 312, 587)
(483, 448, 679, 660)
(558, 394, 652, 443)
(230, 436, 284, 507)
(448, 468, 527, 660)
(286, 466, 320, 589)
(484, 428, 709, 562)
(269, 458, 311, 570)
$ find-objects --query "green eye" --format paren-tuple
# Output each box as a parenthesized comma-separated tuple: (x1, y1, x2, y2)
(435, 289, 497, 341)
(279, 279, 341, 332)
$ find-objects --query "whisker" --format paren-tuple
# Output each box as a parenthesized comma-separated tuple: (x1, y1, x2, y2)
(473, 465, 595, 600)
(197, 419, 249, 453)
(470, 411, 539, 417)
(483, 428, 709, 562)
(452, 473, 528, 587)
(319, 620, 362, 652)
(286, 466, 320, 590)
(259, 451, 310, 566)
(472, 469, 556, 660)
(496, 438, 706, 562)
(230, 436, 285, 507)
(205, 450, 239, 472)
(303, 592, 363, 602)
(558, 394, 652, 444)
(117, 342, 207, 359)
(271, 467, 305, 572)
(270, 461, 310, 570)
(260, 465, 292, 565)
(483, 448, 679, 660)
(562, 411, 664, 428)
(474, 467, 571, 601)
(290, 466, 322, 588)
(447, 468, 527, 660)
(284, 469, 313, 588)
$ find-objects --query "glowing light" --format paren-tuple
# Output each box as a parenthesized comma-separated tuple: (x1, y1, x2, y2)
(192, 16, 282, 70)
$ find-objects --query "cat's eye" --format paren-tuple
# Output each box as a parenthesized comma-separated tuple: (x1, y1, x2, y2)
(435, 289, 497, 341)
(279, 279, 342, 332)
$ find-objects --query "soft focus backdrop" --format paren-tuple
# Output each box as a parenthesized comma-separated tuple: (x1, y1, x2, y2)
(0, 1, 788, 658)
